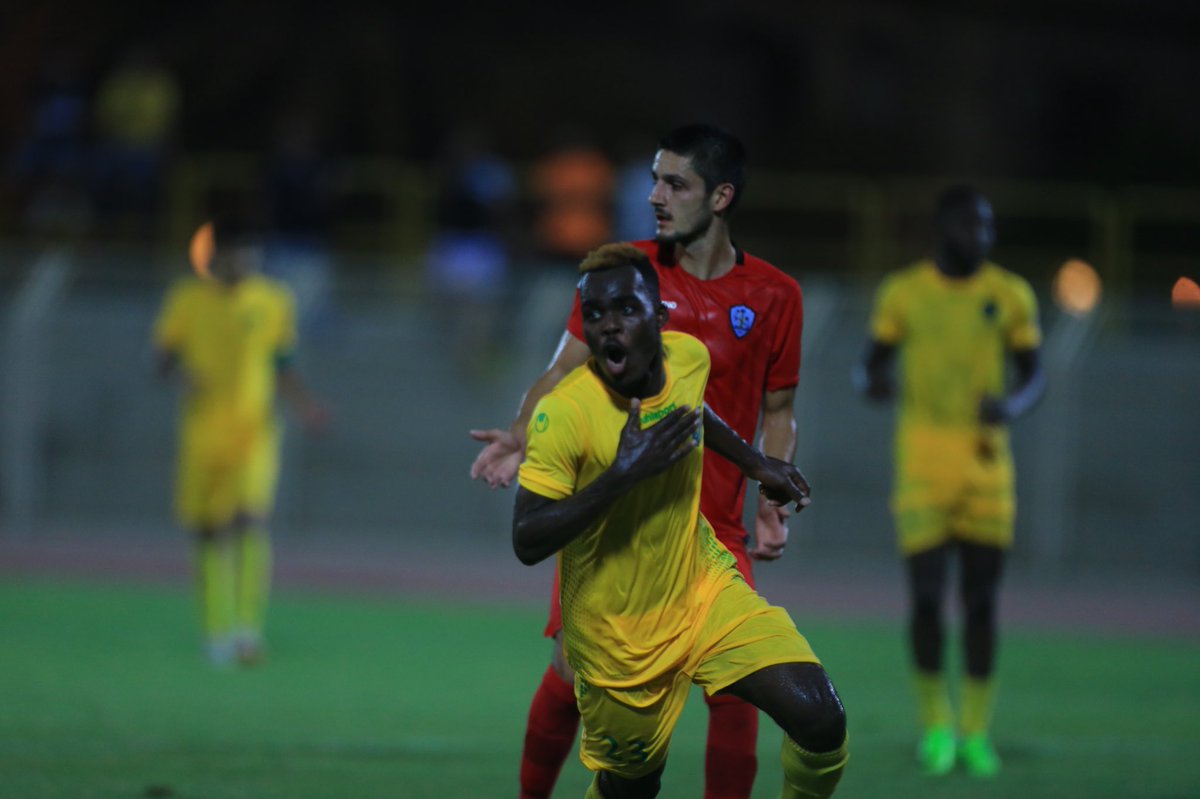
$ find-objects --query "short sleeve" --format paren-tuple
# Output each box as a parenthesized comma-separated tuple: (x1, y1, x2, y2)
(518, 393, 585, 501)
(869, 273, 906, 344)
(1005, 276, 1042, 351)
(152, 282, 190, 352)
(765, 277, 803, 393)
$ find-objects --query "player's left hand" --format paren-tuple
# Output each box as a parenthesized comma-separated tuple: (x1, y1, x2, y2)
(750, 493, 790, 561)
(753, 457, 811, 512)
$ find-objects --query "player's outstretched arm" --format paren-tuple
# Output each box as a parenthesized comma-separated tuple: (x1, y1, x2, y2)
(979, 346, 1046, 424)
(278, 367, 331, 433)
(853, 340, 897, 402)
(703, 405, 811, 512)
(470, 332, 591, 488)
(752, 387, 799, 561)
(513, 400, 701, 565)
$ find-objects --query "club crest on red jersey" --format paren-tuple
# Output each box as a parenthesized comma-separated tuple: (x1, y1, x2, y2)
(729, 305, 756, 339)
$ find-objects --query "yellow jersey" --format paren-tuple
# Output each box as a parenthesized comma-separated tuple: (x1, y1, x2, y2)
(870, 260, 1041, 436)
(153, 275, 296, 450)
(518, 331, 739, 688)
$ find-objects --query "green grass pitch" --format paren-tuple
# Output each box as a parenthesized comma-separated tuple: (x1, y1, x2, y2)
(1, 579, 1197, 798)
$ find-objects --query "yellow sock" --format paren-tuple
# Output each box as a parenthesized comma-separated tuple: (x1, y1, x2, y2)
(196, 538, 236, 640)
(960, 676, 996, 736)
(914, 670, 953, 730)
(781, 734, 848, 799)
(235, 527, 272, 636)
(584, 775, 606, 799)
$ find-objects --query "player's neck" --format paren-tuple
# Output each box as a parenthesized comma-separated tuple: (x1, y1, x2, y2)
(673, 224, 736, 281)
(933, 251, 982, 279)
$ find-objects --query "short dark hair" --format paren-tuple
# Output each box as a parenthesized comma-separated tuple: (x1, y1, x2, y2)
(578, 243, 661, 304)
(935, 184, 987, 225)
(658, 124, 746, 213)
(210, 212, 262, 250)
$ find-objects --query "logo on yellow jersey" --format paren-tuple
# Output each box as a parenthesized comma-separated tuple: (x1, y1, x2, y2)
(534, 412, 550, 433)
(640, 403, 677, 425)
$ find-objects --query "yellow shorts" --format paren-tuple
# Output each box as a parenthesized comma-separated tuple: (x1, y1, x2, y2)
(575, 576, 818, 778)
(892, 424, 1015, 555)
(175, 417, 280, 529)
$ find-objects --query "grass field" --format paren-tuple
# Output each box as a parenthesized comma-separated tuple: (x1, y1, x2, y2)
(1, 578, 1197, 799)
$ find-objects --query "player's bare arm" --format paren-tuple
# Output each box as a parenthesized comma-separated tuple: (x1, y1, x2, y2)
(469, 332, 591, 488)
(979, 347, 1046, 424)
(278, 366, 330, 433)
(752, 387, 799, 560)
(702, 405, 811, 511)
(854, 340, 897, 402)
(512, 400, 700, 565)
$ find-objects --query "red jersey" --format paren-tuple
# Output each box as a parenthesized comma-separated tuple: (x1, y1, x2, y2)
(567, 240, 804, 549)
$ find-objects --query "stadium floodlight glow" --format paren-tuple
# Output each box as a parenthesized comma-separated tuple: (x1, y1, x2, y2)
(1171, 276, 1200, 310)
(189, 221, 215, 279)
(1051, 258, 1101, 317)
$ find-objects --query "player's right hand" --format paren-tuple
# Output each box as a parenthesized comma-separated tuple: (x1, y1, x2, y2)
(613, 399, 701, 484)
(469, 428, 524, 488)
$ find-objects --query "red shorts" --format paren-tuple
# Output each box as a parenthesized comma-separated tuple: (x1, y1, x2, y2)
(543, 533, 754, 638)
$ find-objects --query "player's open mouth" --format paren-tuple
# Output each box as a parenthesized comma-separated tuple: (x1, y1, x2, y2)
(603, 341, 628, 376)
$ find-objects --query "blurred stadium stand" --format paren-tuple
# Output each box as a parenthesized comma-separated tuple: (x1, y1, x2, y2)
(2, 166, 1197, 581)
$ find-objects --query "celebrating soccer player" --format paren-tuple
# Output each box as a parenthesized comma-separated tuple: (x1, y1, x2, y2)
(471, 124, 805, 799)
(153, 215, 328, 667)
(514, 243, 847, 799)
(855, 186, 1046, 777)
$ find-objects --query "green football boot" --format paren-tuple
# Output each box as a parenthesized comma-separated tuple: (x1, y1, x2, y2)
(917, 725, 956, 776)
(960, 733, 1001, 778)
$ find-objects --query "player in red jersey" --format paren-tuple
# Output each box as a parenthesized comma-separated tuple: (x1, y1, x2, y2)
(471, 124, 808, 799)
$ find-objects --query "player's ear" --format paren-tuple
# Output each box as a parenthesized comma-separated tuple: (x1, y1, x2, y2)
(710, 183, 735, 215)
(656, 301, 669, 329)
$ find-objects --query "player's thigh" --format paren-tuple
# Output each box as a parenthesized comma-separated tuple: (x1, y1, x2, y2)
(956, 541, 1005, 604)
(691, 578, 819, 697)
(906, 543, 951, 605)
(176, 429, 236, 530)
(951, 452, 1015, 549)
(576, 672, 689, 780)
(237, 427, 282, 516)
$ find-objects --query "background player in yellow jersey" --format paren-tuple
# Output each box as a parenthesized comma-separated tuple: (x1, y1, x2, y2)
(153, 216, 328, 667)
(514, 244, 847, 799)
(855, 186, 1046, 777)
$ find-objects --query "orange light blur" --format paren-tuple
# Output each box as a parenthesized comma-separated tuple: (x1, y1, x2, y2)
(1052, 258, 1102, 316)
(189, 222, 214, 279)
(1171, 276, 1200, 309)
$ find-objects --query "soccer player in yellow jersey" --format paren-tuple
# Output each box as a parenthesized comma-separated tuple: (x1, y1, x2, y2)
(514, 244, 848, 799)
(153, 216, 327, 667)
(855, 186, 1046, 778)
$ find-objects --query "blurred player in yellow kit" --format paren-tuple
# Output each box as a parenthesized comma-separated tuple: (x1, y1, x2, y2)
(153, 216, 327, 667)
(856, 186, 1045, 777)
(514, 244, 847, 798)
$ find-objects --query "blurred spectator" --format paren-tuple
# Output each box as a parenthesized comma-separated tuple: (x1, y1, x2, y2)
(530, 130, 614, 263)
(263, 110, 338, 337)
(92, 45, 181, 239)
(423, 124, 518, 375)
(8, 48, 93, 238)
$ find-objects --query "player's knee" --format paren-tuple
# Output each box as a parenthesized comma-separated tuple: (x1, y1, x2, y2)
(912, 593, 941, 624)
(783, 667, 847, 754)
(796, 695, 847, 754)
(961, 587, 998, 627)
